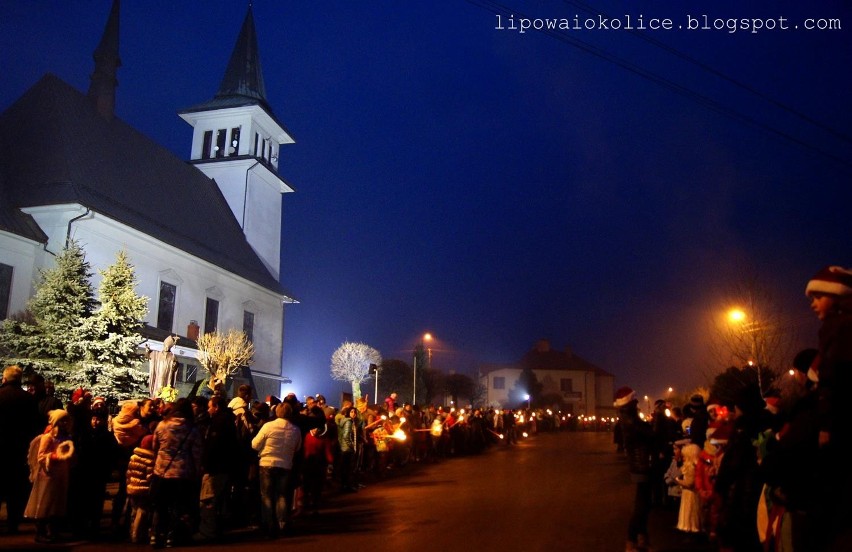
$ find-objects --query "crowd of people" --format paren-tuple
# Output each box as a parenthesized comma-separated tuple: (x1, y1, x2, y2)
(615, 264, 852, 552)
(2, 264, 849, 550)
(0, 368, 551, 547)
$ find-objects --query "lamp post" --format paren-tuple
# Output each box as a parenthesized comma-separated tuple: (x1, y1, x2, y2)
(727, 307, 764, 394)
(413, 332, 432, 406)
(370, 364, 379, 403)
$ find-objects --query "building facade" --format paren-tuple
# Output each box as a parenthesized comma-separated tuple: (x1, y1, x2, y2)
(0, 2, 297, 400)
(480, 339, 615, 418)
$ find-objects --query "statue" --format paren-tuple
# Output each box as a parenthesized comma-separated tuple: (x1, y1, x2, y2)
(146, 335, 179, 399)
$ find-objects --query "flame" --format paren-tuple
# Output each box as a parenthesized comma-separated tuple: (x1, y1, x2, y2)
(392, 429, 407, 441)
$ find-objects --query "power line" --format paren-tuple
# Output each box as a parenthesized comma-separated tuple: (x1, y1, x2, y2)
(467, 0, 852, 171)
(562, 0, 852, 145)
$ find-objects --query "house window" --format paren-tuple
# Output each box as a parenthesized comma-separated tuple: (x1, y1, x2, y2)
(229, 127, 240, 156)
(243, 310, 254, 342)
(215, 129, 226, 158)
(156, 281, 177, 332)
(204, 298, 219, 334)
(201, 130, 213, 159)
(493, 376, 505, 390)
(560, 378, 574, 393)
(254, 132, 259, 156)
(0, 263, 12, 319)
(174, 362, 197, 384)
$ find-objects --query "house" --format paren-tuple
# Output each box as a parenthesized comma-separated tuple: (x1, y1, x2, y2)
(479, 339, 616, 418)
(0, 2, 297, 400)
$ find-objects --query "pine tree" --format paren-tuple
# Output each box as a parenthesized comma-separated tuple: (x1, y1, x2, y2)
(22, 240, 95, 360)
(82, 249, 149, 366)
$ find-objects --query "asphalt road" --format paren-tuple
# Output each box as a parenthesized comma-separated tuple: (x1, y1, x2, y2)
(2, 431, 714, 551)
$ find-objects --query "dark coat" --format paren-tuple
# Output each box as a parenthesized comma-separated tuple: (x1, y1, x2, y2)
(0, 382, 40, 467)
(618, 402, 654, 479)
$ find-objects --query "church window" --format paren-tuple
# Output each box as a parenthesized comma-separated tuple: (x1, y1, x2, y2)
(201, 130, 213, 160)
(215, 129, 226, 158)
(204, 297, 219, 334)
(156, 281, 177, 332)
(229, 127, 240, 156)
(0, 263, 12, 319)
(243, 310, 254, 342)
(254, 132, 260, 156)
(560, 378, 574, 392)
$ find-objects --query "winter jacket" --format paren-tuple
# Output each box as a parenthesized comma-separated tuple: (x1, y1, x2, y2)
(152, 416, 203, 480)
(127, 446, 156, 496)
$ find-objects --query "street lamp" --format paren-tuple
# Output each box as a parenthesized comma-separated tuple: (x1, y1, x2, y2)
(370, 364, 379, 403)
(524, 393, 531, 409)
(413, 332, 432, 406)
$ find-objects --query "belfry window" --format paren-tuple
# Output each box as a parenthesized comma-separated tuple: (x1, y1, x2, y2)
(215, 129, 226, 158)
(201, 130, 213, 160)
(229, 127, 240, 156)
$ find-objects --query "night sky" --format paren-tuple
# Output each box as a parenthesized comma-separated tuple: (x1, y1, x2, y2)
(2, 1, 850, 403)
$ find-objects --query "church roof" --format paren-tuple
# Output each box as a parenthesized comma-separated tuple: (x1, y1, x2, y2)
(0, 73, 293, 299)
(178, 6, 292, 137)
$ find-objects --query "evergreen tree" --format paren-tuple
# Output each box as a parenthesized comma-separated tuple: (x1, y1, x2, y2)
(7, 241, 95, 360)
(82, 249, 148, 366)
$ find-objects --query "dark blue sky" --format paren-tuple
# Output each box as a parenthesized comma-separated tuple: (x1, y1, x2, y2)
(3, 1, 850, 402)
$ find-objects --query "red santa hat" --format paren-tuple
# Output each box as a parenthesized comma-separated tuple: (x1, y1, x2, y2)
(71, 387, 91, 405)
(613, 386, 636, 407)
(709, 423, 732, 445)
(764, 396, 781, 415)
(806, 266, 852, 297)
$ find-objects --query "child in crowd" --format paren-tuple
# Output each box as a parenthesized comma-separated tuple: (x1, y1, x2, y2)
(676, 443, 701, 535)
(25, 409, 75, 543)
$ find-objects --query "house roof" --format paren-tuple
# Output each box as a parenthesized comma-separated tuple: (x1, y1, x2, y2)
(0, 73, 293, 299)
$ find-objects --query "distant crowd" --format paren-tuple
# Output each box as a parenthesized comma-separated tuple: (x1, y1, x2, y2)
(0, 368, 562, 547)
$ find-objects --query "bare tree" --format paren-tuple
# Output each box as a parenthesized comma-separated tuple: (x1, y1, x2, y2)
(330, 341, 382, 400)
(708, 274, 799, 395)
(197, 330, 255, 391)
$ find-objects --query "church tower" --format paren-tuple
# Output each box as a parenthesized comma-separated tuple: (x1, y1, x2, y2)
(179, 5, 295, 281)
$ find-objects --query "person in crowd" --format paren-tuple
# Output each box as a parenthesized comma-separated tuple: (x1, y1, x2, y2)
(252, 402, 302, 538)
(27, 373, 63, 427)
(0, 365, 40, 535)
(126, 434, 156, 544)
(228, 384, 257, 528)
(687, 394, 709, 450)
(714, 390, 764, 552)
(759, 348, 820, 550)
(111, 398, 155, 535)
(25, 409, 75, 543)
(384, 392, 398, 413)
(664, 439, 687, 509)
(78, 398, 119, 539)
(337, 405, 357, 492)
(676, 443, 701, 538)
(803, 265, 852, 550)
(65, 387, 95, 537)
(302, 405, 335, 513)
(150, 398, 203, 548)
(651, 399, 678, 507)
(195, 395, 239, 542)
(614, 386, 654, 552)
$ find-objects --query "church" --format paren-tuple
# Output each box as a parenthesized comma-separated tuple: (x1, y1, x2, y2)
(0, 1, 297, 400)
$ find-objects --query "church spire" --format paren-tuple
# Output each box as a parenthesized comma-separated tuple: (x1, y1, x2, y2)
(87, 0, 122, 119)
(216, 5, 268, 109)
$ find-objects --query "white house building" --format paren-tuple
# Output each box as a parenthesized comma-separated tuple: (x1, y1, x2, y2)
(480, 339, 616, 419)
(0, 2, 297, 400)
